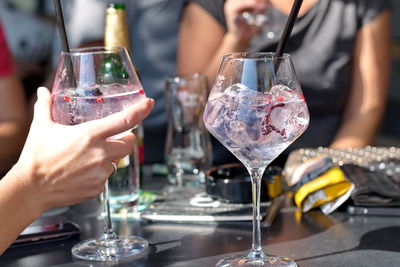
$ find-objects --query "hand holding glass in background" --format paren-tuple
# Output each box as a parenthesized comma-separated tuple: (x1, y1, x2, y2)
(239, 0, 272, 27)
(238, 0, 278, 39)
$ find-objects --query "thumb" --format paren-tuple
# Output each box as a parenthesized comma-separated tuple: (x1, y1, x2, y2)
(33, 87, 52, 123)
(88, 98, 154, 138)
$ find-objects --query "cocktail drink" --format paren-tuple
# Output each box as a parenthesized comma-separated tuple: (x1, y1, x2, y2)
(52, 47, 148, 261)
(204, 84, 308, 169)
(52, 85, 145, 124)
(203, 52, 309, 267)
(53, 86, 145, 208)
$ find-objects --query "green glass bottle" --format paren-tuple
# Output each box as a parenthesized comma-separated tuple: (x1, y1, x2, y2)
(98, 53, 129, 84)
(104, 3, 146, 208)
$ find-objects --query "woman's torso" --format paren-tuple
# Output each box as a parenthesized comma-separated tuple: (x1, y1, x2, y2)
(188, 0, 389, 149)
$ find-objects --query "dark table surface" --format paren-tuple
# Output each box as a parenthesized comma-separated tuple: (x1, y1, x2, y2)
(2, 172, 400, 267)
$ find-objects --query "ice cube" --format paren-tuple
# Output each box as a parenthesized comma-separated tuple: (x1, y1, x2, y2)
(259, 130, 285, 147)
(239, 89, 270, 106)
(270, 105, 290, 129)
(225, 121, 247, 145)
(270, 99, 309, 140)
(245, 124, 263, 143)
(295, 104, 310, 126)
(224, 83, 248, 99)
(269, 85, 295, 102)
(203, 98, 225, 127)
(285, 100, 310, 137)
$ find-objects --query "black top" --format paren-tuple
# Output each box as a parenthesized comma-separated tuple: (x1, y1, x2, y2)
(188, 0, 390, 152)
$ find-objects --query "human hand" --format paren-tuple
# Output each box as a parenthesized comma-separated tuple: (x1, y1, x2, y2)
(224, 0, 269, 45)
(12, 87, 154, 215)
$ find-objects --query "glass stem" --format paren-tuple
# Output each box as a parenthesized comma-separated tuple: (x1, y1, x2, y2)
(102, 180, 116, 240)
(248, 168, 266, 259)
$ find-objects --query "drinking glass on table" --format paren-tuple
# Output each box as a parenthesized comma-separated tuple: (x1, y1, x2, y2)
(51, 46, 148, 261)
(164, 73, 212, 189)
(203, 52, 309, 267)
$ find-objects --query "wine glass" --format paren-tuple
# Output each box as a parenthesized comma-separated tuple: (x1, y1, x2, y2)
(51, 46, 148, 261)
(203, 52, 309, 267)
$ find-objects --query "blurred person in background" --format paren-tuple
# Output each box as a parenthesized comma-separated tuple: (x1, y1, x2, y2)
(50, 0, 186, 164)
(0, 20, 28, 175)
(178, 0, 391, 164)
(0, 0, 55, 102)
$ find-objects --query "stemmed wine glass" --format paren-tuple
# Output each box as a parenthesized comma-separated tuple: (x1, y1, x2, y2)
(203, 52, 309, 267)
(51, 46, 148, 261)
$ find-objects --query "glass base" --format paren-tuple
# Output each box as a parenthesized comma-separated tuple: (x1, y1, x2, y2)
(216, 255, 297, 267)
(72, 235, 148, 261)
(162, 184, 205, 200)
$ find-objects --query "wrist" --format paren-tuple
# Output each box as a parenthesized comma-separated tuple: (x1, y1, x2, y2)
(3, 164, 45, 220)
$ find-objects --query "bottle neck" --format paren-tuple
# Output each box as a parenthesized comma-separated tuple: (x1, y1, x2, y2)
(104, 8, 130, 51)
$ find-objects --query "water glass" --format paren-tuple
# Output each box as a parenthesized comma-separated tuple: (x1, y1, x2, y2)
(164, 73, 212, 188)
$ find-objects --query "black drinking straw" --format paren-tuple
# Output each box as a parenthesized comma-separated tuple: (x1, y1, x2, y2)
(53, 0, 76, 87)
(274, 0, 303, 70)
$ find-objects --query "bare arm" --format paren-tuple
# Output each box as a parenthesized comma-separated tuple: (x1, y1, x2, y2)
(0, 88, 154, 254)
(177, 0, 265, 85)
(330, 11, 391, 148)
(0, 75, 28, 174)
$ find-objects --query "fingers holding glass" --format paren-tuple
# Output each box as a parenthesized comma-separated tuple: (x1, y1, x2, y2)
(51, 47, 150, 261)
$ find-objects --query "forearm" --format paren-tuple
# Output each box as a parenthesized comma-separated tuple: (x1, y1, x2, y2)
(203, 33, 251, 85)
(331, 11, 390, 149)
(330, 108, 385, 149)
(0, 168, 42, 254)
(177, 2, 254, 87)
(0, 75, 28, 173)
(0, 121, 28, 173)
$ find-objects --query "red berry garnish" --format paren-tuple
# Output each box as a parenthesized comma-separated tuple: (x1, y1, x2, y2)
(139, 90, 144, 95)
(96, 97, 102, 103)
(62, 96, 70, 102)
(277, 96, 284, 102)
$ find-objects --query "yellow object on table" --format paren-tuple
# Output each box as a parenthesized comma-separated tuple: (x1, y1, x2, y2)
(294, 167, 352, 212)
